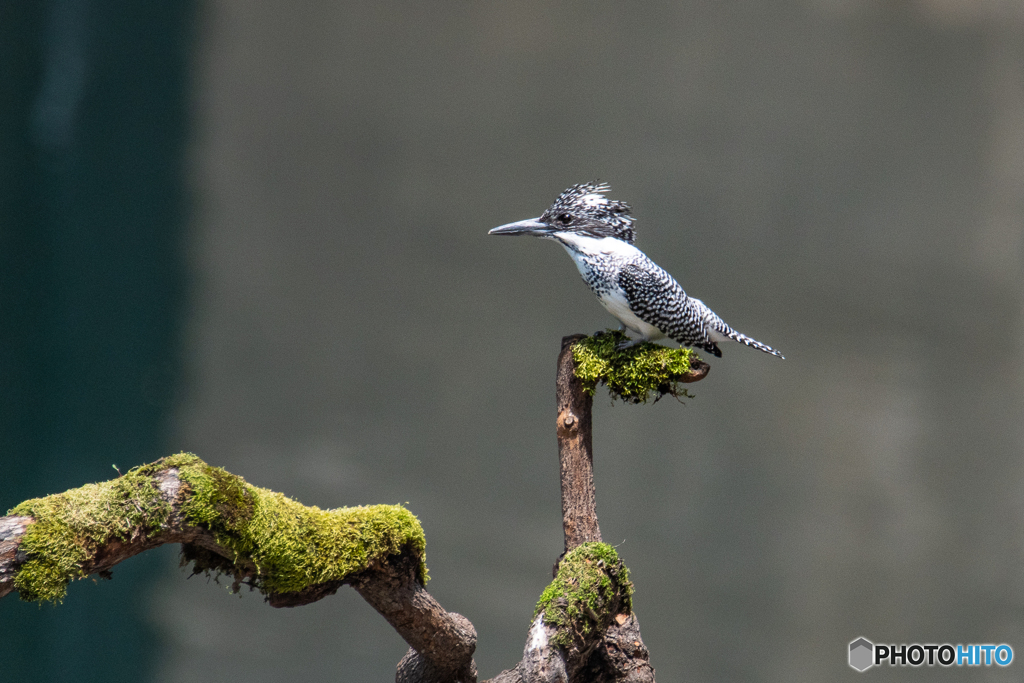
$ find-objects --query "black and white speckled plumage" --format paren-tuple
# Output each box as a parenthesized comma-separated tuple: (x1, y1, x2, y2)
(490, 182, 783, 359)
(539, 182, 637, 245)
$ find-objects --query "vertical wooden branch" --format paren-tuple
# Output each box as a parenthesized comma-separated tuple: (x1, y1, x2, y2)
(556, 334, 602, 553)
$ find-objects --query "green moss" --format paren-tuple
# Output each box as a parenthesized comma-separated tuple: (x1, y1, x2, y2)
(171, 456, 428, 594)
(534, 542, 633, 649)
(9, 464, 175, 603)
(572, 330, 697, 404)
(8, 453, 427, 603)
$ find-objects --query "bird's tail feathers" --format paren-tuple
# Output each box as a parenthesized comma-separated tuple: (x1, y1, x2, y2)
(728, 330, 784, 359)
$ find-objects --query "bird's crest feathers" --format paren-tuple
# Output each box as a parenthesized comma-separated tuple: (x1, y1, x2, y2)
(541, 182, 636, 244)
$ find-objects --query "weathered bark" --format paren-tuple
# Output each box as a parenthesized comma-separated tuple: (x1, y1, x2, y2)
(521, 616, 570, 683)
(578, 614, 655, 683)
(353, 553, 477, 683)
(487, 612, 654, 683)
(556, 334, 602, 553)
(0, 516, 32, 590)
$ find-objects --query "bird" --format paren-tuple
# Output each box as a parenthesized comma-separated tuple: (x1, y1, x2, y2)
(488, 182, 783, 359)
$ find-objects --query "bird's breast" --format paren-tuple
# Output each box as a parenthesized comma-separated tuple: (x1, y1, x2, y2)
(563, 248, 620, 292)
(597, 289, 666, 340)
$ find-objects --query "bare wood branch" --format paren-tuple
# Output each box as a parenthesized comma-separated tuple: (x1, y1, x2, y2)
(557, 334, 602, 553)
(678, 359, 710, 383)
(353, 553, 477, 683)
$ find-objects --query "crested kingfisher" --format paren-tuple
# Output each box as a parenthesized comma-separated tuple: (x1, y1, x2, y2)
(489, 182, 783, 359)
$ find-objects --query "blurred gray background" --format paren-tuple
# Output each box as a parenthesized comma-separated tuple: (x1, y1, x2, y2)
(3, 1, 1024, 681)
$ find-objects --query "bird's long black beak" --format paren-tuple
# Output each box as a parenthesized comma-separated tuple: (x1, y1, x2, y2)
(488, 218, 551, 237)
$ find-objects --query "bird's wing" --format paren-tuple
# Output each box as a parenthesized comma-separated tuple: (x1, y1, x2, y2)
(620, 260, 785, 358)
(617, 260, 720, 352)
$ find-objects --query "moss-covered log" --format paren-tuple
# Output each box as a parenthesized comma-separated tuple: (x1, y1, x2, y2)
(0, 454, 476, 682)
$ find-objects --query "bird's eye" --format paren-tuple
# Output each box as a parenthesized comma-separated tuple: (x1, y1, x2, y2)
(557, 213, 573, 225)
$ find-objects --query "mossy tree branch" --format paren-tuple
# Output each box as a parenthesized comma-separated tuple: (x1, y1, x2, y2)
(556, 331, 708, 554)
(1, 334, 699, 682)
(0, 454, 476, 683)
(483, 333, 696, 682)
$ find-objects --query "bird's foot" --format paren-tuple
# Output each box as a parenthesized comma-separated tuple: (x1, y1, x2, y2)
(615, 337, 644, 350)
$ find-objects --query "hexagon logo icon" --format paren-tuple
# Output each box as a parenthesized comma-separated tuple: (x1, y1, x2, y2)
(849, 637, 874, 672)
